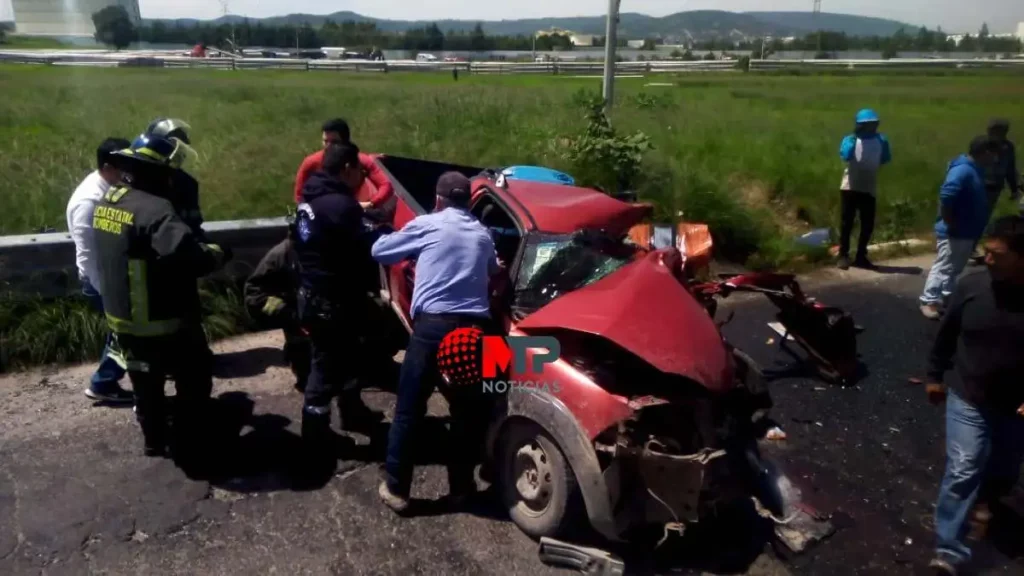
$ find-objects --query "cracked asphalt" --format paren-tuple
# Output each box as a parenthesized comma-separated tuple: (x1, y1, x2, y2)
(0, 254, 1021, 575)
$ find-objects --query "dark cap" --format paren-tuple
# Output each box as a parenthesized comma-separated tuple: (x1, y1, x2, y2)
(969, 135, 997, 157)
(988, 118, 1010, 131)
(436, 172, 472, 203)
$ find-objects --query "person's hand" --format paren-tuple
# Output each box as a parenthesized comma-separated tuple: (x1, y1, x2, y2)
(1017, 403, 1024, 417)
(262, 296, 286, 317)
(926, 382, 948, 405)
(360, 201, 373, 209)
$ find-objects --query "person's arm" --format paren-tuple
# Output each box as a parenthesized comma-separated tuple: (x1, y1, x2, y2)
(925, 277, 968, 402)
(939, 167, 962, 231)
(371, 217, 430, 265)
(880, 135, 892, 166)
(70, 201, 101, 290)
(839, 135, 857, 162)
(244, 242, 289, 316)
(294, 155, 316, 203)
(150, 206, 229, 278)
(360, 153, 395, 207)
(1009, 142, 1020, 198)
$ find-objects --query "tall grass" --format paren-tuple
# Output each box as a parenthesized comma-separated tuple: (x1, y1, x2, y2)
(2, 66, 1021, 265)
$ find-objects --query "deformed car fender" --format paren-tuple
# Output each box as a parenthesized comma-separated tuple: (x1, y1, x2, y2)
(487, 388, 622, 542)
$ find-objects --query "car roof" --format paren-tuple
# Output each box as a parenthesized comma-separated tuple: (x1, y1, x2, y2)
(480, 178, 652, 235)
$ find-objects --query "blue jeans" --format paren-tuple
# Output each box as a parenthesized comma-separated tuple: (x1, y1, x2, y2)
(81, 280, 127, 391)
(384, 313, 493, 498)
(920, 238, 976, 305)
(935, 390, 1024, 566)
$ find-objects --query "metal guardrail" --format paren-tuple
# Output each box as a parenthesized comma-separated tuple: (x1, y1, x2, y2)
(0, 218, 289, 299)
(2, 50, 1021, 73)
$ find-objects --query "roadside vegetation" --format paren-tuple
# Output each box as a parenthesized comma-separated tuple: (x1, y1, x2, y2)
(1, 65, 1022, 369)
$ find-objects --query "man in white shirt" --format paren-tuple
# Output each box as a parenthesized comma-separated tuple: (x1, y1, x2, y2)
(66, 138, 134, 403)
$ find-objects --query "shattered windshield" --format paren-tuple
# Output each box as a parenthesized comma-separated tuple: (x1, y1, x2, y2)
(514, 229, 638, 313)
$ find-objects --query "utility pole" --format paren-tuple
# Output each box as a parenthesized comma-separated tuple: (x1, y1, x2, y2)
(602, 0, 622, 112)
(813, 0, 822, 54)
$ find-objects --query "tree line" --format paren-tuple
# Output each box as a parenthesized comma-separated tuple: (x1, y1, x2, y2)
(723, 25, 1022, 57)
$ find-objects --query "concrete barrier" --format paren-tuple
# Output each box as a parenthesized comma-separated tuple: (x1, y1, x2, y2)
(0, 218, 289, 299)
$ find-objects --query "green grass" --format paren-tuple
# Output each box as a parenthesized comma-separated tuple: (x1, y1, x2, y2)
(2, 65, 1022, 264)
(0, 36, 70, 49)
(1, 65, 1022, 369)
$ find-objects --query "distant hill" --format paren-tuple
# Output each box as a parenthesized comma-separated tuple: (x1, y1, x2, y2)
(747, 12, 916, 37)
(148, 10, 921, 41)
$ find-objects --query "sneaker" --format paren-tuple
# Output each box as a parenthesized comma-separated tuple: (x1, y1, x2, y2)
(920, 304, 942, 321)
(928, 557, 958, 575)
(85, 384, 134, 404)
(379, 481, 410, 513)
(837, 255, 851, 270)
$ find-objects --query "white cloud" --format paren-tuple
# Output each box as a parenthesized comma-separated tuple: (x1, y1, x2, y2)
(3, 0, 1022, 34)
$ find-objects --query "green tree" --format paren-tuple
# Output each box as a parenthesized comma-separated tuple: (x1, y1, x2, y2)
(92, 5, 137, 50)
(641, 38, 657, 51)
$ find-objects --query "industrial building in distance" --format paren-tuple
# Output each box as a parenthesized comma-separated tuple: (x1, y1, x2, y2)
(11, 0, 141, 36)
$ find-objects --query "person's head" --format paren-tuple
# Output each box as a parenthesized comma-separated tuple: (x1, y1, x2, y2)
(855, 108, 880, 135)
(321, 118, 351, 149)
(321, 142, 363, 190)
(968, 135, 999, 169)
(434, 172, 472, 211)
(983, 216, 1024, 283)
(96, 138, 131, 185)
(987, 118, 1010, 143)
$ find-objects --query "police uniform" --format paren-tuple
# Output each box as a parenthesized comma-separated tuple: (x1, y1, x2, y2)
(96, 134, 229, 457)
(294, 169, 383, 443)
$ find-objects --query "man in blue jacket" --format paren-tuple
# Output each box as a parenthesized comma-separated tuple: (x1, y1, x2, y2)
(837, 109, 892, 270)
(920, 136, 1000, 320)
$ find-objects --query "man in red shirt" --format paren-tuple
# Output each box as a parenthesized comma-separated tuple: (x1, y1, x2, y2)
(294, 118, 394, 210)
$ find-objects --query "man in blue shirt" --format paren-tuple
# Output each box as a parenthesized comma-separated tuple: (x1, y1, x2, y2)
(371, 172, 500, 513)
(837, 108, 892, 270)
(920, 136, 1000, 320)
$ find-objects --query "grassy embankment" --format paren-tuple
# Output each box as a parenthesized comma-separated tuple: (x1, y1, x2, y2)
(1, 65, 1022, 369)
(0, 35, 70, 50)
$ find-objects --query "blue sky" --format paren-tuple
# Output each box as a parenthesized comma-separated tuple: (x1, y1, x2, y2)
(2, 0, 1022, 34)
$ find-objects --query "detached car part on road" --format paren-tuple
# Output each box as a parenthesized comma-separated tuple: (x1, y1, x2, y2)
(370, 155, 841, 550)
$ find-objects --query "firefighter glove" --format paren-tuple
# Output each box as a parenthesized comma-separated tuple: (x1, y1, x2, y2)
(263, 296, 286, 317)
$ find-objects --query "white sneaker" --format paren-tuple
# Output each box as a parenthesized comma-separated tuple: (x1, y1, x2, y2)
(378, 481, 409, 513)
(928, 557, 958, 575)
(920, 304, 942, 320)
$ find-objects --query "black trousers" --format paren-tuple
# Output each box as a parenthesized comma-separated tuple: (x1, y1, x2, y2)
(115, 325, 213, 452)
(385, 313, 496, 497)
(298, 288, 366, 410)
(839, 190, 877, 260)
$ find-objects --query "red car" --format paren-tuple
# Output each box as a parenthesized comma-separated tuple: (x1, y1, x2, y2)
(371, 156, 837, 548)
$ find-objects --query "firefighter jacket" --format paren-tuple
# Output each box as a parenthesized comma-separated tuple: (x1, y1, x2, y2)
(244, 237, 300, 319)
(92, 185, 228, 337)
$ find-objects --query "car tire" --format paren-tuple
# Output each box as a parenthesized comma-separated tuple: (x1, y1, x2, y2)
(497, 420, 582, 539)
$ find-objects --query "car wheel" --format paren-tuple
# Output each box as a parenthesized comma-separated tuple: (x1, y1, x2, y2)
(497, 420, 582, 539)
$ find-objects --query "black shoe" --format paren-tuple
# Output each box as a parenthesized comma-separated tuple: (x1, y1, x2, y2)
(85, 383, 134, 404)
(853, 256, 876, 270)
(837, 255, 851, 270)
(338, 398, 384, 432)
(302, 407, 332, 442)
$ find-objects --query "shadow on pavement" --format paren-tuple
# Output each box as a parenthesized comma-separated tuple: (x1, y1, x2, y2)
(211, 347, 287, 379)
(870, 264, 924, 276)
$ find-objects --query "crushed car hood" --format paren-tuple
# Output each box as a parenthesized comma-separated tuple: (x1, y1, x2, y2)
(517, 250, 733, 392)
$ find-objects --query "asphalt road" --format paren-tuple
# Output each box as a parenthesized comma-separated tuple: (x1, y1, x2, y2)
(0, 254, 1021, 576)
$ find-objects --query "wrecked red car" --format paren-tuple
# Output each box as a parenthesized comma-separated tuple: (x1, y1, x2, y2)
(371, 156, 834, 548)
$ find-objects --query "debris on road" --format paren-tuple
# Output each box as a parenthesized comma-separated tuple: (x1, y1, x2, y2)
(538, 537, 625, 575)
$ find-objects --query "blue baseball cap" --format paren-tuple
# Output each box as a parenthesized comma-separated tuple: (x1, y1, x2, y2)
(855, 109, 880, 124)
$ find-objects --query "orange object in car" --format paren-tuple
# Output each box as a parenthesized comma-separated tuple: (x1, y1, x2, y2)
(677, 222, 712, 264)
(627, 223, 654, 249)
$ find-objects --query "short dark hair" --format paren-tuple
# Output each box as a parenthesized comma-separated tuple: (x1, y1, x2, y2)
(969, 135, 996, 157)
(321, 142, 361, 176)
(988, 118, 1010, 132)
(321, 118, 351, 142)
(97, 137, 131, 170)
(988, 215, 1024, 255)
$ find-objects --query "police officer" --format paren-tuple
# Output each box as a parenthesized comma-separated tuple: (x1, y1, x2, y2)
(371, 172, 502, 513)
(95, 128, 230, 459)
(294, 142, 384, 449)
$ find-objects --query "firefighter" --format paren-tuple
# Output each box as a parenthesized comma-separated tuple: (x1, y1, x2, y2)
(294, 141, 385, 451)
(244, 218, 311, 393)
(96, 128, 231, 459)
